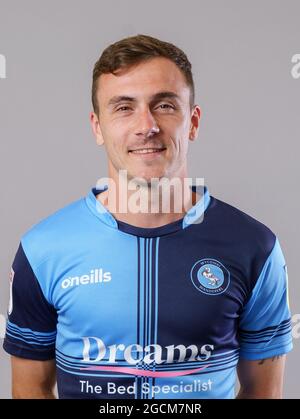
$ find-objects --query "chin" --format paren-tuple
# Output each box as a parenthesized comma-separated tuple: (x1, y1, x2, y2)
(140, 169, 166, 180)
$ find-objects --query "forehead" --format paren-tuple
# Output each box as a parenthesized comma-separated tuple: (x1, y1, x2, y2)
(97, 57, 190, 105)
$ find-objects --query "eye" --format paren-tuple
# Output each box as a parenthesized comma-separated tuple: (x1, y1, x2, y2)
(157, 103, 175, 110)
(116, 106, 131, 112)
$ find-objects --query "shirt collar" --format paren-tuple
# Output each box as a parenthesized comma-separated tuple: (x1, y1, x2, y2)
(85, 183, 211, 237)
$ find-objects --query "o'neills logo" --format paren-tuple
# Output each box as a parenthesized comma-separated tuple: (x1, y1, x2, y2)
(80, 337, 214, 378)
(61, 269, 111, 289)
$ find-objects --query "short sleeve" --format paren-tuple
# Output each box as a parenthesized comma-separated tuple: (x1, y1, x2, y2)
(238, 237, 293, 360)
(3, 242, 57, 360)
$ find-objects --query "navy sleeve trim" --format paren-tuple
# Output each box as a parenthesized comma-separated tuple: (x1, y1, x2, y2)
(3, 339, 55, 361)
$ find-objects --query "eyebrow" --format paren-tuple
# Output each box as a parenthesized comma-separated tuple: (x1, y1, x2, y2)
(107, 91, 181, 107)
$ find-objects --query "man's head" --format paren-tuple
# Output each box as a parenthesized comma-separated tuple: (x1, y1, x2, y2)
(90, 34, 201, 183)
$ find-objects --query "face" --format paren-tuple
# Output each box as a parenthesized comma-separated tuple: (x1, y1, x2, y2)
(90, 57, 201, 184)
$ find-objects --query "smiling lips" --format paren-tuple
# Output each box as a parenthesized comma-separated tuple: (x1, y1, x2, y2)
(129, 147, 166, 155)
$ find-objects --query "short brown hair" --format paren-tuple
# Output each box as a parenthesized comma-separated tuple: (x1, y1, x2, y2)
(92, 34, 195, 115)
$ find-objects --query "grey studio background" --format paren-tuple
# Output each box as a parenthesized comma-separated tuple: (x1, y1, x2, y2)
(0, 0, 299, 399)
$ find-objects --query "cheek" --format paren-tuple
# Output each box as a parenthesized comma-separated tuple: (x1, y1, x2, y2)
(171, 133, 189, 159)
(176, 119, 191, 150)
(167, 116, 189, 139)
(104, 125, 127, 153)
(110, 140, 126, 160)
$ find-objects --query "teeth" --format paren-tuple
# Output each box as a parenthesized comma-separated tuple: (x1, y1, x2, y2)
(131, 148, 164, 154)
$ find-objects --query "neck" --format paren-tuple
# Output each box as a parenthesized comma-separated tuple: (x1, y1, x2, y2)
(97, 169, 201, 229)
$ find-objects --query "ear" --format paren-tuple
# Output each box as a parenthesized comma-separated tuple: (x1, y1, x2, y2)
(90, 111, 105, 146)
(189, 105, 201, 141)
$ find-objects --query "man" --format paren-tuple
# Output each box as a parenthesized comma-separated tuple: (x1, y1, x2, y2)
(3, 34, 293, 399)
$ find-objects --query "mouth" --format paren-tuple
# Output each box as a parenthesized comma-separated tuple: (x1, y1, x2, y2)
(128, 147, 167, 156)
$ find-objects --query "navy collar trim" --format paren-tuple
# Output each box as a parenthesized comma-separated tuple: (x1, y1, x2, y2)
(85, 184, 211, 238)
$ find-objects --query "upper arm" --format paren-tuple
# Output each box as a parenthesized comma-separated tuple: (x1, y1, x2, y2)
(238, 238, 292, 360)
(11, 356, 56, 399)
(236, 238, 293, 398)
(2, 242, 58, 397)
(237, 355, 286, 398)
(3, 242, 57, 359)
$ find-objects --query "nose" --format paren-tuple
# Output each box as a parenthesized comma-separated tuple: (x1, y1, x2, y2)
(135, 108, 160, 138)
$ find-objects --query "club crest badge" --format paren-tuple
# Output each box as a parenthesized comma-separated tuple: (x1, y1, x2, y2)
(190, 259, 230, 296)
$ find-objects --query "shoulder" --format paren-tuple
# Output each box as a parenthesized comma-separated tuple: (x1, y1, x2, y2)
(20, 197, 87, 269)
(204, 196, 278, 285)
(208, 195, 276, 252)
